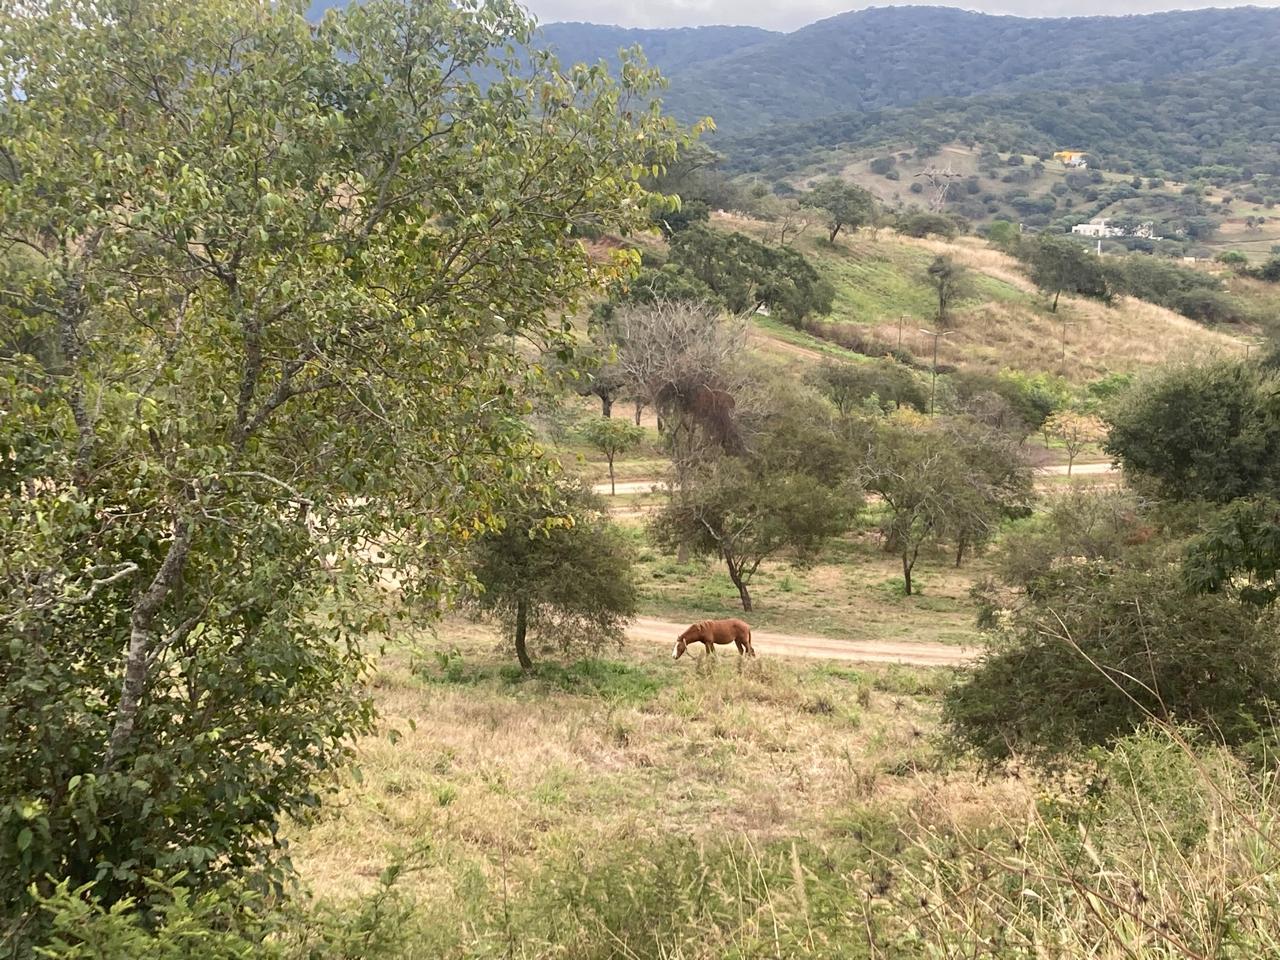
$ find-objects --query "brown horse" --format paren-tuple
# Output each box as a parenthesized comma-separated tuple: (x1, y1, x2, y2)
(672, 619, 755, 659)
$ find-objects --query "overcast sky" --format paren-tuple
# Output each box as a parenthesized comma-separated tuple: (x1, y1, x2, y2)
(524, 1, 1280, 32)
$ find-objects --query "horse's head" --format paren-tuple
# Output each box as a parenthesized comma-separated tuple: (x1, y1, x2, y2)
(672, 624, 701, 660)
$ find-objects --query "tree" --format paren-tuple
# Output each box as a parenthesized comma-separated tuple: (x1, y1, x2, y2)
(572, 321, 629, 418)
(942, 418, 1035, 565)
(1043, 410, 1107, 475)
(925, 255, 968, 327)
(986, 220, 1020, 251)
(808, 359, 928, 418)
(1215, 250, 1250, 272)
(651, 407, 858, 611)
(1184, 497, 1280, 608)
(860, 420, 991, 596)
(945, 560, 1280, 764)
(802, 178, 877, 243)
(612, 300, 748, 497)
(0, 0, 679, 916)
(470, 486, 637, 670)
(1106, 360, 1280, 502)
(667, 226, 832, 326)
(579, 418, 645, 495)
(1027, 235, 1110, 311)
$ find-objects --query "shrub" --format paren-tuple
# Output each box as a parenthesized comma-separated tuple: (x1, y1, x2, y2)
(1106, 359, 1280, 502)
(945, 561, 1280, 763)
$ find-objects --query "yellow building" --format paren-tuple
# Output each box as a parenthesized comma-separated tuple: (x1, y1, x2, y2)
(1053, 150, 1088, 167)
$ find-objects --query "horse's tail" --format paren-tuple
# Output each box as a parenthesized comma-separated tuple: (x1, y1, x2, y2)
(745, 624, 756, 656)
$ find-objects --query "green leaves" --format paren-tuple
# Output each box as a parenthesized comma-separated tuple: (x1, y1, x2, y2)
(1, 0, 681, 924)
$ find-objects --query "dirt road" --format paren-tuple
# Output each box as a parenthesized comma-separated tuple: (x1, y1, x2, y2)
(594, 461, 1115, 498)
(628, 616, 974, 667)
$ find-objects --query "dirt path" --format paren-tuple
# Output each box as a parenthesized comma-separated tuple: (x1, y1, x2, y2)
(1040, 461, 1114, 476)
(628, 616, 974, 667)
(595, 461, 1115, 498)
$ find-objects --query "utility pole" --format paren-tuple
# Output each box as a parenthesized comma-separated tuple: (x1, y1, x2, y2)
(919, 327, 953, 416)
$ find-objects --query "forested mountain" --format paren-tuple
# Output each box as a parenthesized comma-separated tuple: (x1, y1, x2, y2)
(534, 22, 778, 78)
(535, 6, 1280, 136)
(724, 66, 1280, 183)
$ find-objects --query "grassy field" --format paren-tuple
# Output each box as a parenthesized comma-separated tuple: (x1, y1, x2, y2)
(712, 212, 1247, 381)
(631, 526, 985, 646)
(289, 626, 973, 898)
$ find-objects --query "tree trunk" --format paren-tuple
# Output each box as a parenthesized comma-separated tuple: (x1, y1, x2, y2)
(1052, 289, 1061, 313)
(955, 537, 967, 568)
(633, 401, 644, 426)
(601, 394, 613, 418)
(902, 551, 914, 597)
(514, 597, 533, 671)
(104, 516, 194, 768)
(829, 224, 841, 244)
(608, 456, 616, 496)
(726, 558, 753, 612)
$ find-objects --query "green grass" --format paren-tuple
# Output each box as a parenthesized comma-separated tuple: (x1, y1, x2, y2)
(417, 648, 671, 704)
(630, 524, 986, 646)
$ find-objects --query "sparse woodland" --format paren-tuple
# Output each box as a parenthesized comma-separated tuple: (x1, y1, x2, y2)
(5, 2, 1280, 959)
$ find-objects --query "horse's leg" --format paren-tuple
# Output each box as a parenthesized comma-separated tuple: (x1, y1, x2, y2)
(734, 639, 745, 655)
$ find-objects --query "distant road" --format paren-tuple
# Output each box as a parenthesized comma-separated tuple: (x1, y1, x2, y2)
(594, 461, 1116, 498)
(628, 616, 973, 667)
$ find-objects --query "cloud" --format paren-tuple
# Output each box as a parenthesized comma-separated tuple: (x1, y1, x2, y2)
(524, 0, 1280, 32)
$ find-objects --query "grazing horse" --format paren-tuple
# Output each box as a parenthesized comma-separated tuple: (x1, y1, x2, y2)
(672, 619, 755, 660)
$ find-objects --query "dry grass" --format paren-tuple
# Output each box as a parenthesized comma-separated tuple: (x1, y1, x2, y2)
(633, 528, 986, 646)
(287, 623, 1023, 904)
(864, 290, 1245, 379)
(710, 211, 1247, 380)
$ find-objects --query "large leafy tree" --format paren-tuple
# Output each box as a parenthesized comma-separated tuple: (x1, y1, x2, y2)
(1027, 235, 1110, 312)
(0, 0, 679, 913)
(665, 226, 832, 326)
(1106, 360, 1280, 502)
(652, 396, 858, 611)
(802, 178, 876, 243)
(469, 485, 637, 670)
(859, 417, 1025, 595)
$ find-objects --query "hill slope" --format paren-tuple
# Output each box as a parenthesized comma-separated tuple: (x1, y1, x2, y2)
(723, 66, 1280, 184)
(535, 22, 778, 78)
(670, 6, 1280, 133)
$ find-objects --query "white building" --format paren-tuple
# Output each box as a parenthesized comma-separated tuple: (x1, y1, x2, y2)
(1071, 218, 1160, 240)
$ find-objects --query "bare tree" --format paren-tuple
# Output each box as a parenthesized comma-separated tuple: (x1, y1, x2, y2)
(768, 197, 813, 246)
(916, 164, 963, 213)
(612, 299, 749, 499)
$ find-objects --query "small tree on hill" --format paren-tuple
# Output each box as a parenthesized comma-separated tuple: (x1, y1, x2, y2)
(925, 255, 968, 327)
(809, 359, 928, 417)
(651, 399, 858, 611)
(579, 418, 645, 495)
(652, 460, 857, 612)
(1028, 235, 1110, 312)
(470, 486, 637, 670)
(1043, 410, 1108, 476)
(860, 420, 989, 595)
(803, 178, 877, 243)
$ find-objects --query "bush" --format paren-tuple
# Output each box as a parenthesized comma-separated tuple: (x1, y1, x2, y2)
(897, 211, 958, 239)
(995, 487, 1146, 598)
(1106, 359, 1280, 502)
(945, 561, 1280, 764)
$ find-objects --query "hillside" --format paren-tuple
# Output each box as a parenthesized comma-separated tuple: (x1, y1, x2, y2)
(707, 213, 1246, 381)
(570, 6, 1280, 136)
(723, 66, 1280, 187)
(532, 22, 777, 78)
